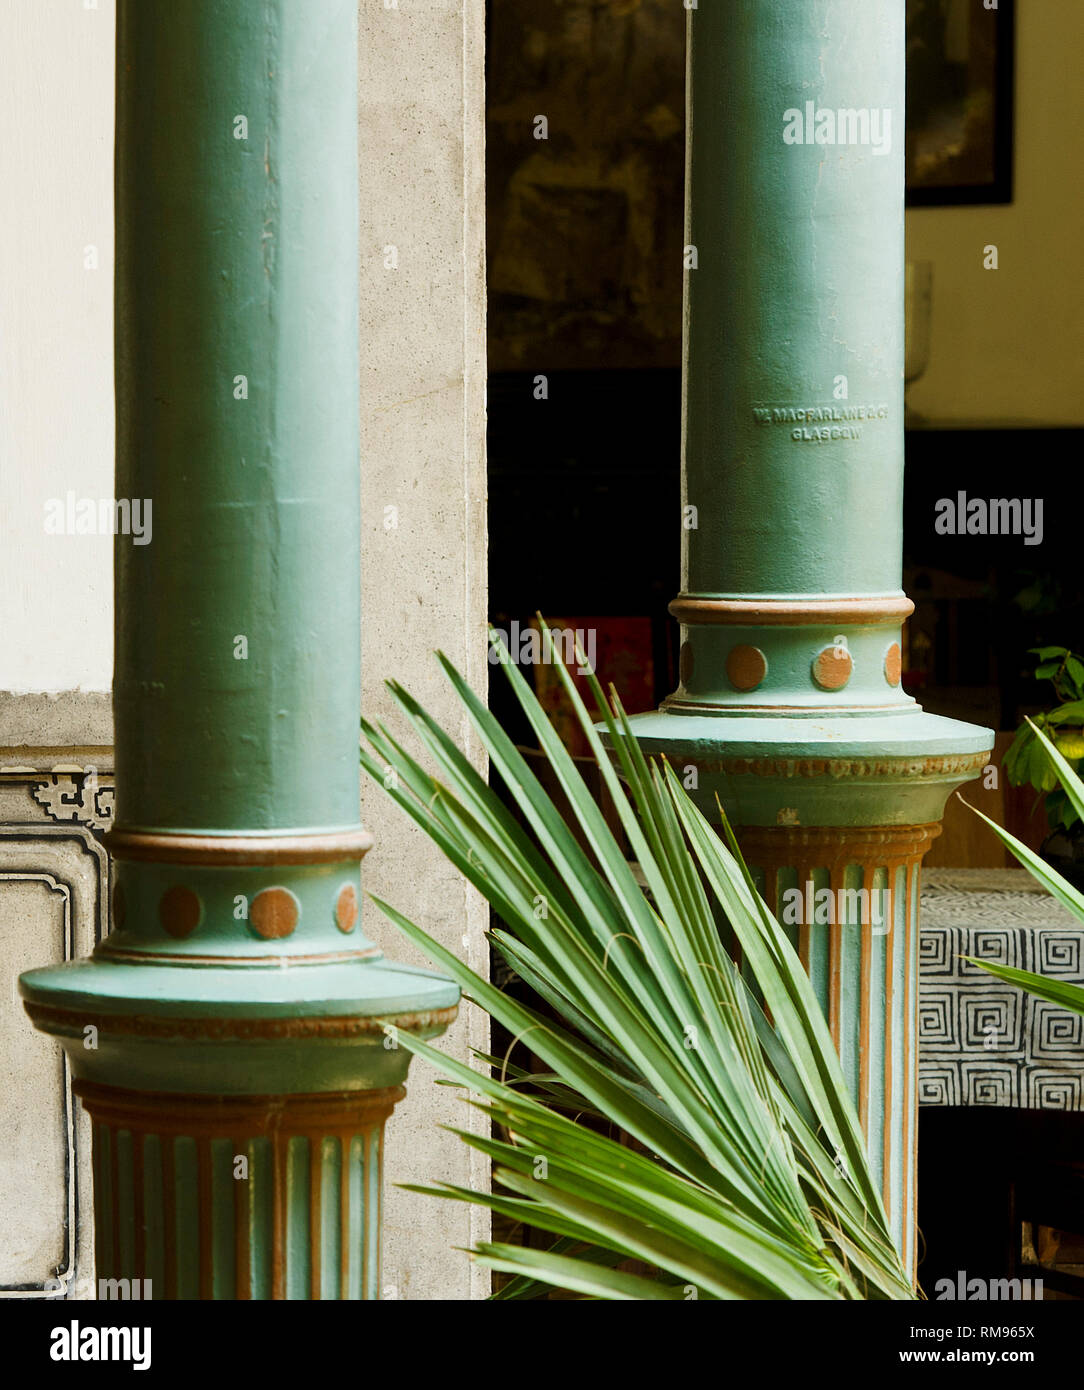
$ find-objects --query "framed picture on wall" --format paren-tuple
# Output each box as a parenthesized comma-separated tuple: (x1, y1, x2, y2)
(906, 0, 1014, 206)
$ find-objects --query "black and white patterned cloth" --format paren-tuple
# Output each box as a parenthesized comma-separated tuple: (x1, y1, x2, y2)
(919, 869, 1084, 1110)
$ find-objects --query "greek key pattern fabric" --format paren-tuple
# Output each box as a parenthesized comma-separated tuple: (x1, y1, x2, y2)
(918, 870, 1084, 1109)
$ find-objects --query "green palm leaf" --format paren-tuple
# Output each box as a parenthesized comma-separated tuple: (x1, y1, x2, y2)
(967, 719, 1084, 1018)
(963, 958, 1084, 1016)
(362, 621, 914, 1300)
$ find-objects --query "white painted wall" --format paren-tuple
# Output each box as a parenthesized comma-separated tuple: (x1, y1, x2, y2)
(906, 0, 1084, 426)
(0, 0, 115, 694)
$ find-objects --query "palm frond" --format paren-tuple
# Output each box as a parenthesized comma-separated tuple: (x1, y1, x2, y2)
(362, 622, 914, 1300)
(967, 719, 1084, 1018)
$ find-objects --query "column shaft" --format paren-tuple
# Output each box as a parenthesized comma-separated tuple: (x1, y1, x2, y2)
(20, 0, 457, 1299)
(617, 0, 992, 1271)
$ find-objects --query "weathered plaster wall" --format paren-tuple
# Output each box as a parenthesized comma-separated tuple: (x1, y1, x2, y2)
(357, 0, 490, 1301)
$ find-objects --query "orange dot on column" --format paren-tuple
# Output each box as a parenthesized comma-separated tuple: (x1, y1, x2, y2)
(335, 882, 358, 934)
(159, 885, 202, 939)
(250, 887, 300, 940)
(726, 645, 767, 692)
(884, 642, 902, 686)
(812, 645, 853, 691)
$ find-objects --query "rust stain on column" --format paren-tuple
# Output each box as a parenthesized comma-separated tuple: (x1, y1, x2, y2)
(235, 1142, 251, 1301)
(132, 1128, 145, 1285)
(340, 1137, 351, 1300)
(828, 864, 843, 1051)
(859, 864, 874, 1134)
(109, 1123, 120, 1282)
(271, 1131, 286, 1300)
(882, 902, 896, 1215)
(162, 1137, 177, 1301)
(310, 1137, 323, 1301)
(198, 1137, 214, 1300)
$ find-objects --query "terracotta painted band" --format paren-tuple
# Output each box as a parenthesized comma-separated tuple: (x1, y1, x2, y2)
(669, 595, 916, 626)
(74, 1078, 406, 1135)
(737, 822, 941, 866)
(663, 697, 911, 715)
(738, 821, 942, 843)
(24, 1001, 459, 1043)
(697, 751, 991, 780)
(92, 943, 383, 968)
(104, 828, 374, 865)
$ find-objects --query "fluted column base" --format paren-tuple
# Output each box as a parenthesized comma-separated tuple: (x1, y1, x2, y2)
(77, 1081, 404, 1301)
(739, 823, 938, 1277)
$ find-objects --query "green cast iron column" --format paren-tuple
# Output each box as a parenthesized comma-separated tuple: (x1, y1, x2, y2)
(20, 0, 457, 1300)
(620, 0, 992, 1273)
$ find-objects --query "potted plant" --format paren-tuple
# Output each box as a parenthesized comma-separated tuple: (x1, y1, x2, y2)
(1003, 646, 1084, 889)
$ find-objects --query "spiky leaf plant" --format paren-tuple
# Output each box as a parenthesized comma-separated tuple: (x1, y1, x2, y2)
(360, 628, 914, 1300)
(966, 719, 1084, 1017)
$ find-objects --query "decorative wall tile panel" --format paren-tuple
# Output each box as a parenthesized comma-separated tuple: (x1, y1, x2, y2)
(0, 755, 112, 1299)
